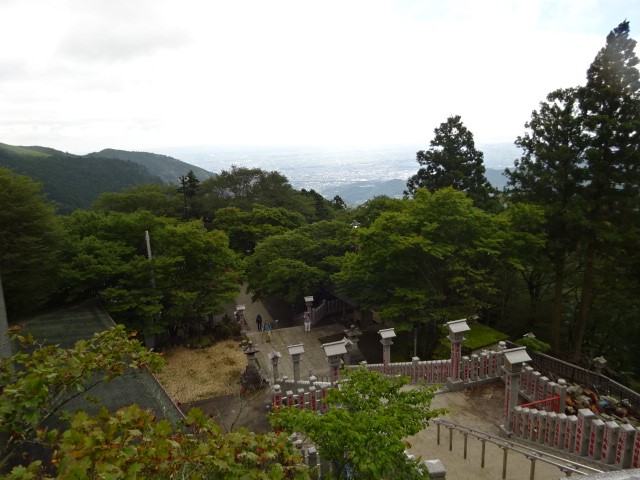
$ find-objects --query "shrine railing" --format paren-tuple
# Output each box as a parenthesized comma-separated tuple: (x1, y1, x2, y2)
(518, 395, 561, 414)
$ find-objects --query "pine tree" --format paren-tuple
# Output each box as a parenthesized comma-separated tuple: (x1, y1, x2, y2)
(406, 115, 496, 209)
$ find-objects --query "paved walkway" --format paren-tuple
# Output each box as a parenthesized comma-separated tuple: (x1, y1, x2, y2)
(246, 324, 347, 383)
(407, 382, 607, 480)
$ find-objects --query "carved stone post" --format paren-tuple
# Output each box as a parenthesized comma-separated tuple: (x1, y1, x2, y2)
(322, 339, 347, 385)
(378, 328, 396, 369)
(269, 350, 282, 384)
(288, 344, 305, 383)
(502, 346, 532, 434)
(446, 319, 470, 391)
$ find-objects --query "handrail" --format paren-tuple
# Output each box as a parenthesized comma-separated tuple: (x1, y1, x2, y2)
(519, 395, 560, 413)
(434, 418, 605, 479)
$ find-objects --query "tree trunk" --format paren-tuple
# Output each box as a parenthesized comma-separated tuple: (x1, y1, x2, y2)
(550, 256, 565, 352)
(573, 240, 596, 363)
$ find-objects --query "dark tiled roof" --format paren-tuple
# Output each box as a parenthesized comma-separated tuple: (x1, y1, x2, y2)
(18, 300, 183, 424)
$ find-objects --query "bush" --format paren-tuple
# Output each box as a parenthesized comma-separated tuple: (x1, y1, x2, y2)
(212, 319, 241, 341)
(435, 322, 509, 358)
(515, 336, 551, 353)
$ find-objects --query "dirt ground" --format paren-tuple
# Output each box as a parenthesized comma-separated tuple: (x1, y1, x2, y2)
(155, 339, 248, 404)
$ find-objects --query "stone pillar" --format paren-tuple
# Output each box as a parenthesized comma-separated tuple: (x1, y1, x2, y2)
(343, 337, 354, 365)
(555, 379, 567, 413)
(544, 412, 557, 446)
(589, 419, 605, 460)
(422, 459, 446, 479)
(236, 304, 246, 334)
(575, 408, 596, 456)
(344, 325, 364, 364)
(446, 319, 470, 390)
(378, 328, 396, 368)
(616, 423, 636, 468)
(564, 415, 578, 452)
(272, 384, 282, 408)
(306, 446, 319, 480)
(269, 350, 282, 384)
(602, 421, 620, 464)
(480, 351, 489, 379)
(322, 340, 347, 385)
(554, 413, 567, 449)
(631, 428, 640, 469)
(287, 344, 305, 382)
(529, 371, 540, 399)
(304, 295, 314, 324)
(501, 347, 532, 433)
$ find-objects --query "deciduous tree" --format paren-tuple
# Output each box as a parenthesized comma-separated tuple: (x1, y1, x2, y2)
(0, 168, 65, 316)
(271, 366, 445, 480)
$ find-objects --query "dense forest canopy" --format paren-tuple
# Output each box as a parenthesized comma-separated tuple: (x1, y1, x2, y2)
(1, 21, 639, 388)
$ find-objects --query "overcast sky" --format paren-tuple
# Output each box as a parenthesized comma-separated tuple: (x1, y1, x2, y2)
(0, 0, 638, 154)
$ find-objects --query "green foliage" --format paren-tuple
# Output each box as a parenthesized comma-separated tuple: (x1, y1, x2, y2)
(61, 211, 240, 335)
(271, 366, 445, 480)
(245, 220, 353, 302)
(406, 115, 497, 209)
(0, 145, 164, 214)
(1, 328, 309, 479)
(333, 188, 540, 327)
(434, 322, 509, 358)
(211, 204, 306, 254)
(0, 325, 163, 471)
(92, 184, 182, 217)
(515, 336, 551, 353)
(506, 21, 640, 359)
(89, 149, 213, 185)
(0, 168, 65, 316)
(197, 166, 310, 215)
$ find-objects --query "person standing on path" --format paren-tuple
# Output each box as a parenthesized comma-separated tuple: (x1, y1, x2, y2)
(256, 313, 263, 331)
(304, 311, 311, 332)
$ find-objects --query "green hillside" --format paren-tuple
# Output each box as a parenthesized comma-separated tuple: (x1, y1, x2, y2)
(0, 143, 165, 214)
(89, 149, 213, 185)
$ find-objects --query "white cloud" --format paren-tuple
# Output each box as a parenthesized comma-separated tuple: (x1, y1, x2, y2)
(0, 0, 637, 153)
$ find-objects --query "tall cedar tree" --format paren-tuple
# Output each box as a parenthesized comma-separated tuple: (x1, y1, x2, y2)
(572, 20, 640, 361)
(406, 115, 495, 209)
(506, 88, 587, 352)
(506, 21, 640, 359)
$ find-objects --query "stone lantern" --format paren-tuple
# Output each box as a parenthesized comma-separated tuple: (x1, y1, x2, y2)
(322, 339, 347, 384)
(288, 344, 305, 382)
(592, 356, 607, 375)
(240, 341, 262, 391)
(446, 319, 470, 390)
(378, 328, 396, 368)
(502, 346, 532, 432)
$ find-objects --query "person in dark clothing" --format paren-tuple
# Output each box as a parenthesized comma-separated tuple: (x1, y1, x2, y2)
(256, 314, 263, 331)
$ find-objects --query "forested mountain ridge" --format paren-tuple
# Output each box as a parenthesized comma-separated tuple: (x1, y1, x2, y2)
(0, 143, 165, 214)
(88, 148, 213, 185)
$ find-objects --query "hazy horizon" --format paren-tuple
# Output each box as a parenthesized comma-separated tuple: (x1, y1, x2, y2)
(1, 1, 637, 153)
